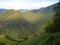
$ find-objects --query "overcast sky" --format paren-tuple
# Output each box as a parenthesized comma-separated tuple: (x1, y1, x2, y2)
(0, 0, 59, 10)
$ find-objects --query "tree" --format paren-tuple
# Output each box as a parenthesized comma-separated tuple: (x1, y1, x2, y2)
(45, 1, 60, 33)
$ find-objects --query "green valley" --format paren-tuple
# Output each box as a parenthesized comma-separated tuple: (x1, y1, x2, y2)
(0, 2, 60, 45)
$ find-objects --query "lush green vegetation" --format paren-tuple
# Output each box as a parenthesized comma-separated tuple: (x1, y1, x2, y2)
(0, 2, 60, 45)
(20, 32, 60, 45)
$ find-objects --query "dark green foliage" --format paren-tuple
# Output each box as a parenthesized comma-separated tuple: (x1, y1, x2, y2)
(41, 33, 60, 45)
(34, 34, 37, 37)
(54, 2, 60, 13)
(5, 36, 17, 41)
(0, 43, 5, 45)
(45, 2, 60, 33)
(20, 33, 60, 45)
(24, 37, 29, 40)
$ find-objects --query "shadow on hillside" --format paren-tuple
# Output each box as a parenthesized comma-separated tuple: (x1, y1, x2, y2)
(0, 43, 5, 45)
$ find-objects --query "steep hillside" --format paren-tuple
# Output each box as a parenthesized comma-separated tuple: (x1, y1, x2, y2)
(20, 32, 60, 45)
(22, 12, 42, 23)
(29, 3, 57, 26)
(0, 3, 59, 45)
(22, 2, 60, 45)
(0, 10, 32, 39)
(0, 6, 55, 40)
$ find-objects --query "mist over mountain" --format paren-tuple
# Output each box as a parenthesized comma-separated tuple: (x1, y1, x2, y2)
(0, 3, 57, 13)
(0, 9, 6, 12)
(30, 3, 57, 13)
(18, 9, 29, 12)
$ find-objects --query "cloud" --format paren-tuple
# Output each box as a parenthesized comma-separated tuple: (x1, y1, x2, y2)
(0, 0, 57, 10)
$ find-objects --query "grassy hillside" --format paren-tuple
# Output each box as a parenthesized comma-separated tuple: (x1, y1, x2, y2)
(0, 10, 30, 39)
(0, 3, 59, 45)
(22, 12, 41, 23)
(0, 9, 46, 40)
(0, 35, 24, 45)
(19, 32, 60, 45)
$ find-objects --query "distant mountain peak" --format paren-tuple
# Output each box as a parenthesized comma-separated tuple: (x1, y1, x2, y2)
(0, 9, 6, 13)
(30, 3, 57, 13)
